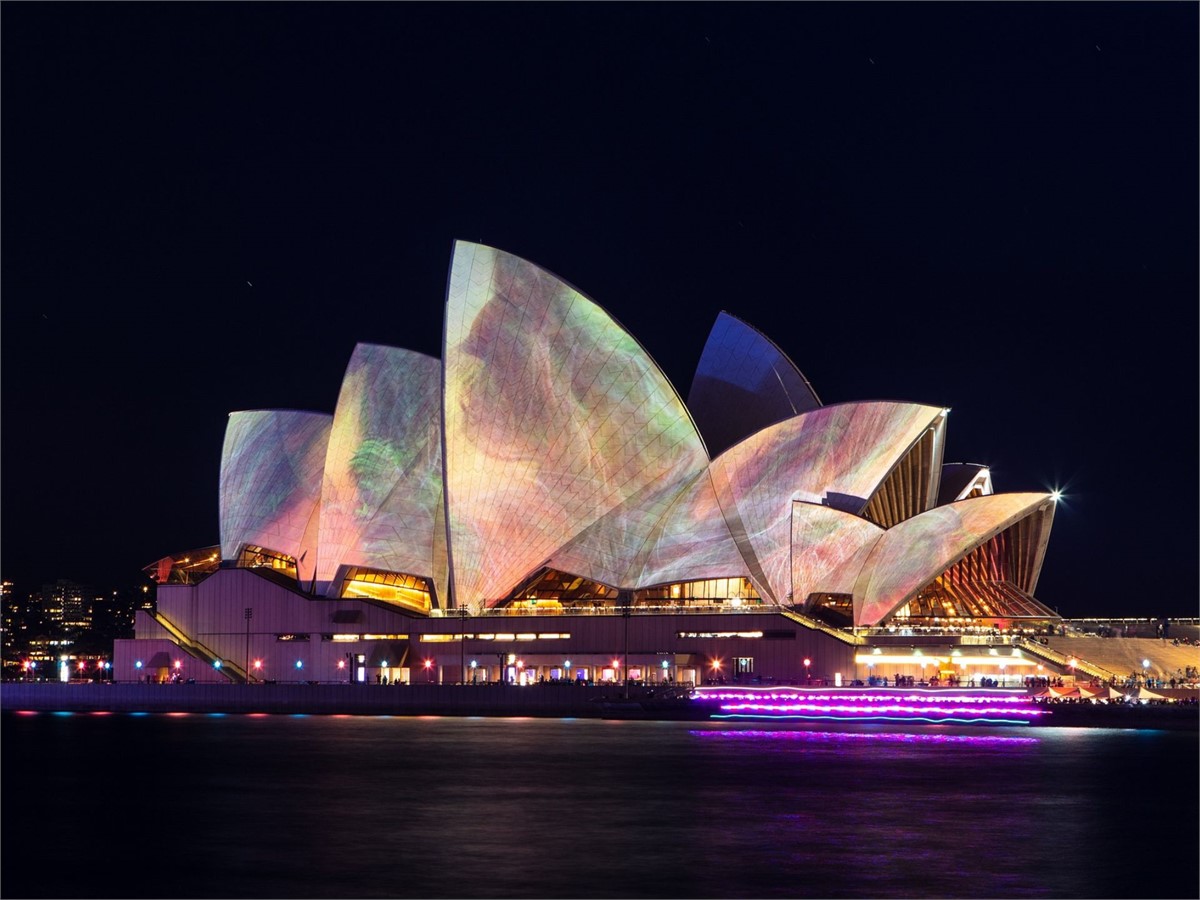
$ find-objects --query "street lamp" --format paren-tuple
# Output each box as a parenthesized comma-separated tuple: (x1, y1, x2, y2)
(424, 658, 434, 683)
(459, 605, 468, 685)
(803, 658, 812, 685)
(470, 659, 478, 685)
(622, 604, 631, 699)
(244, 607, 253, 684)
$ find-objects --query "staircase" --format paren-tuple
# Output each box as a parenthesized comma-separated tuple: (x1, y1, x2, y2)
(152, 611, 249, 683)
(779, 609, 864, 646)
(1012, 635, 1119, 682)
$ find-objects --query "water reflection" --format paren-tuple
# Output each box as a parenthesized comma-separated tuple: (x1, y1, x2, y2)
(1, 713, 1194, 899)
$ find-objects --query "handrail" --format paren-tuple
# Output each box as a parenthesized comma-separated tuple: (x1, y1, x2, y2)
(777, 609, 864, 646)
(153, 612, 249, 683)
(1011, 636, 1120, 682)
(430, 603, 782, 618)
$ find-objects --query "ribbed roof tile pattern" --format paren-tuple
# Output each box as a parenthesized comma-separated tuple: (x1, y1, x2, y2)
(708, 402, 946, 604)
(854, 493, 1055, 625)
(316, 344, 444, 599)
(443, 242, 708, 607)
(635, 471, 749, 589)
(687, 311, 821, 458)
(789, 501, 884, 605)
(190, 242, 1057, 628)
(546, 476, 697, 590)
(219, 410, 332, 586)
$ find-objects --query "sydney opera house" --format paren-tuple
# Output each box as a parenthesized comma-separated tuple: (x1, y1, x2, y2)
(114, 242, 1065, 688)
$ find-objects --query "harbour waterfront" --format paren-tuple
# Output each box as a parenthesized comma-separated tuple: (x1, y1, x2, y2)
(3, 682, 1197, 730)
(3, 712, 1197, 899)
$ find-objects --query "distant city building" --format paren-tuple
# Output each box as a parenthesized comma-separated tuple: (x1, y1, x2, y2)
(41, 580, 95, 633)
(0, 580, 19, 661)
(116, 242, 1062, 687)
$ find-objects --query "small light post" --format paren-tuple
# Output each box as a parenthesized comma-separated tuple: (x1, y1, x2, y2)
(460, 605, 468, 685)
(622, 605, 631, 699)
(804, 657, 812, 685)
(1142, 658, 1150, 686)
(424, 658, 434, 684)
(470, 659, 478, 685)
(244, 607, 253, 684)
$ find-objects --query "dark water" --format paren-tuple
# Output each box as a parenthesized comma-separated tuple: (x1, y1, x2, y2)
(2, 712, 1196, 899)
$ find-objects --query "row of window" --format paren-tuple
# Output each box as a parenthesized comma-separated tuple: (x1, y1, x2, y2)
(279, 633, 410, 642)
(277, 632, 574, 643)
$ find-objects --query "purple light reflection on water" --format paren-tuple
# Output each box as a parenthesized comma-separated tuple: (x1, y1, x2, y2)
(695, 688, 1031, 704)
(711, 713, 1035, 725)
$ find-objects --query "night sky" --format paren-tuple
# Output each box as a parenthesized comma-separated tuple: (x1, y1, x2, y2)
(2, 4, 1195, 617)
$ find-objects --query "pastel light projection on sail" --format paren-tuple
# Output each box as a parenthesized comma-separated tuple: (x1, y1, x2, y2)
(443, 242, 708, 607)
(854, 493, 1056, 625)
(316, 344, 445, 602)
(790, 501, 884, 606)
(635, 470, 750, 591)
(687, 311, 821, 458)
(708, 402, 946, 604)
(219, 410, 333, 587)
(545, 474, 698, 591)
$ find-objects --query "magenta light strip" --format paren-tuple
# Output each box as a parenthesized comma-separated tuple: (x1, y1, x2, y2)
(710, 713, 1035, 725)
(694, 690, 1031, 704)
(718, 702, 1044, 718)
